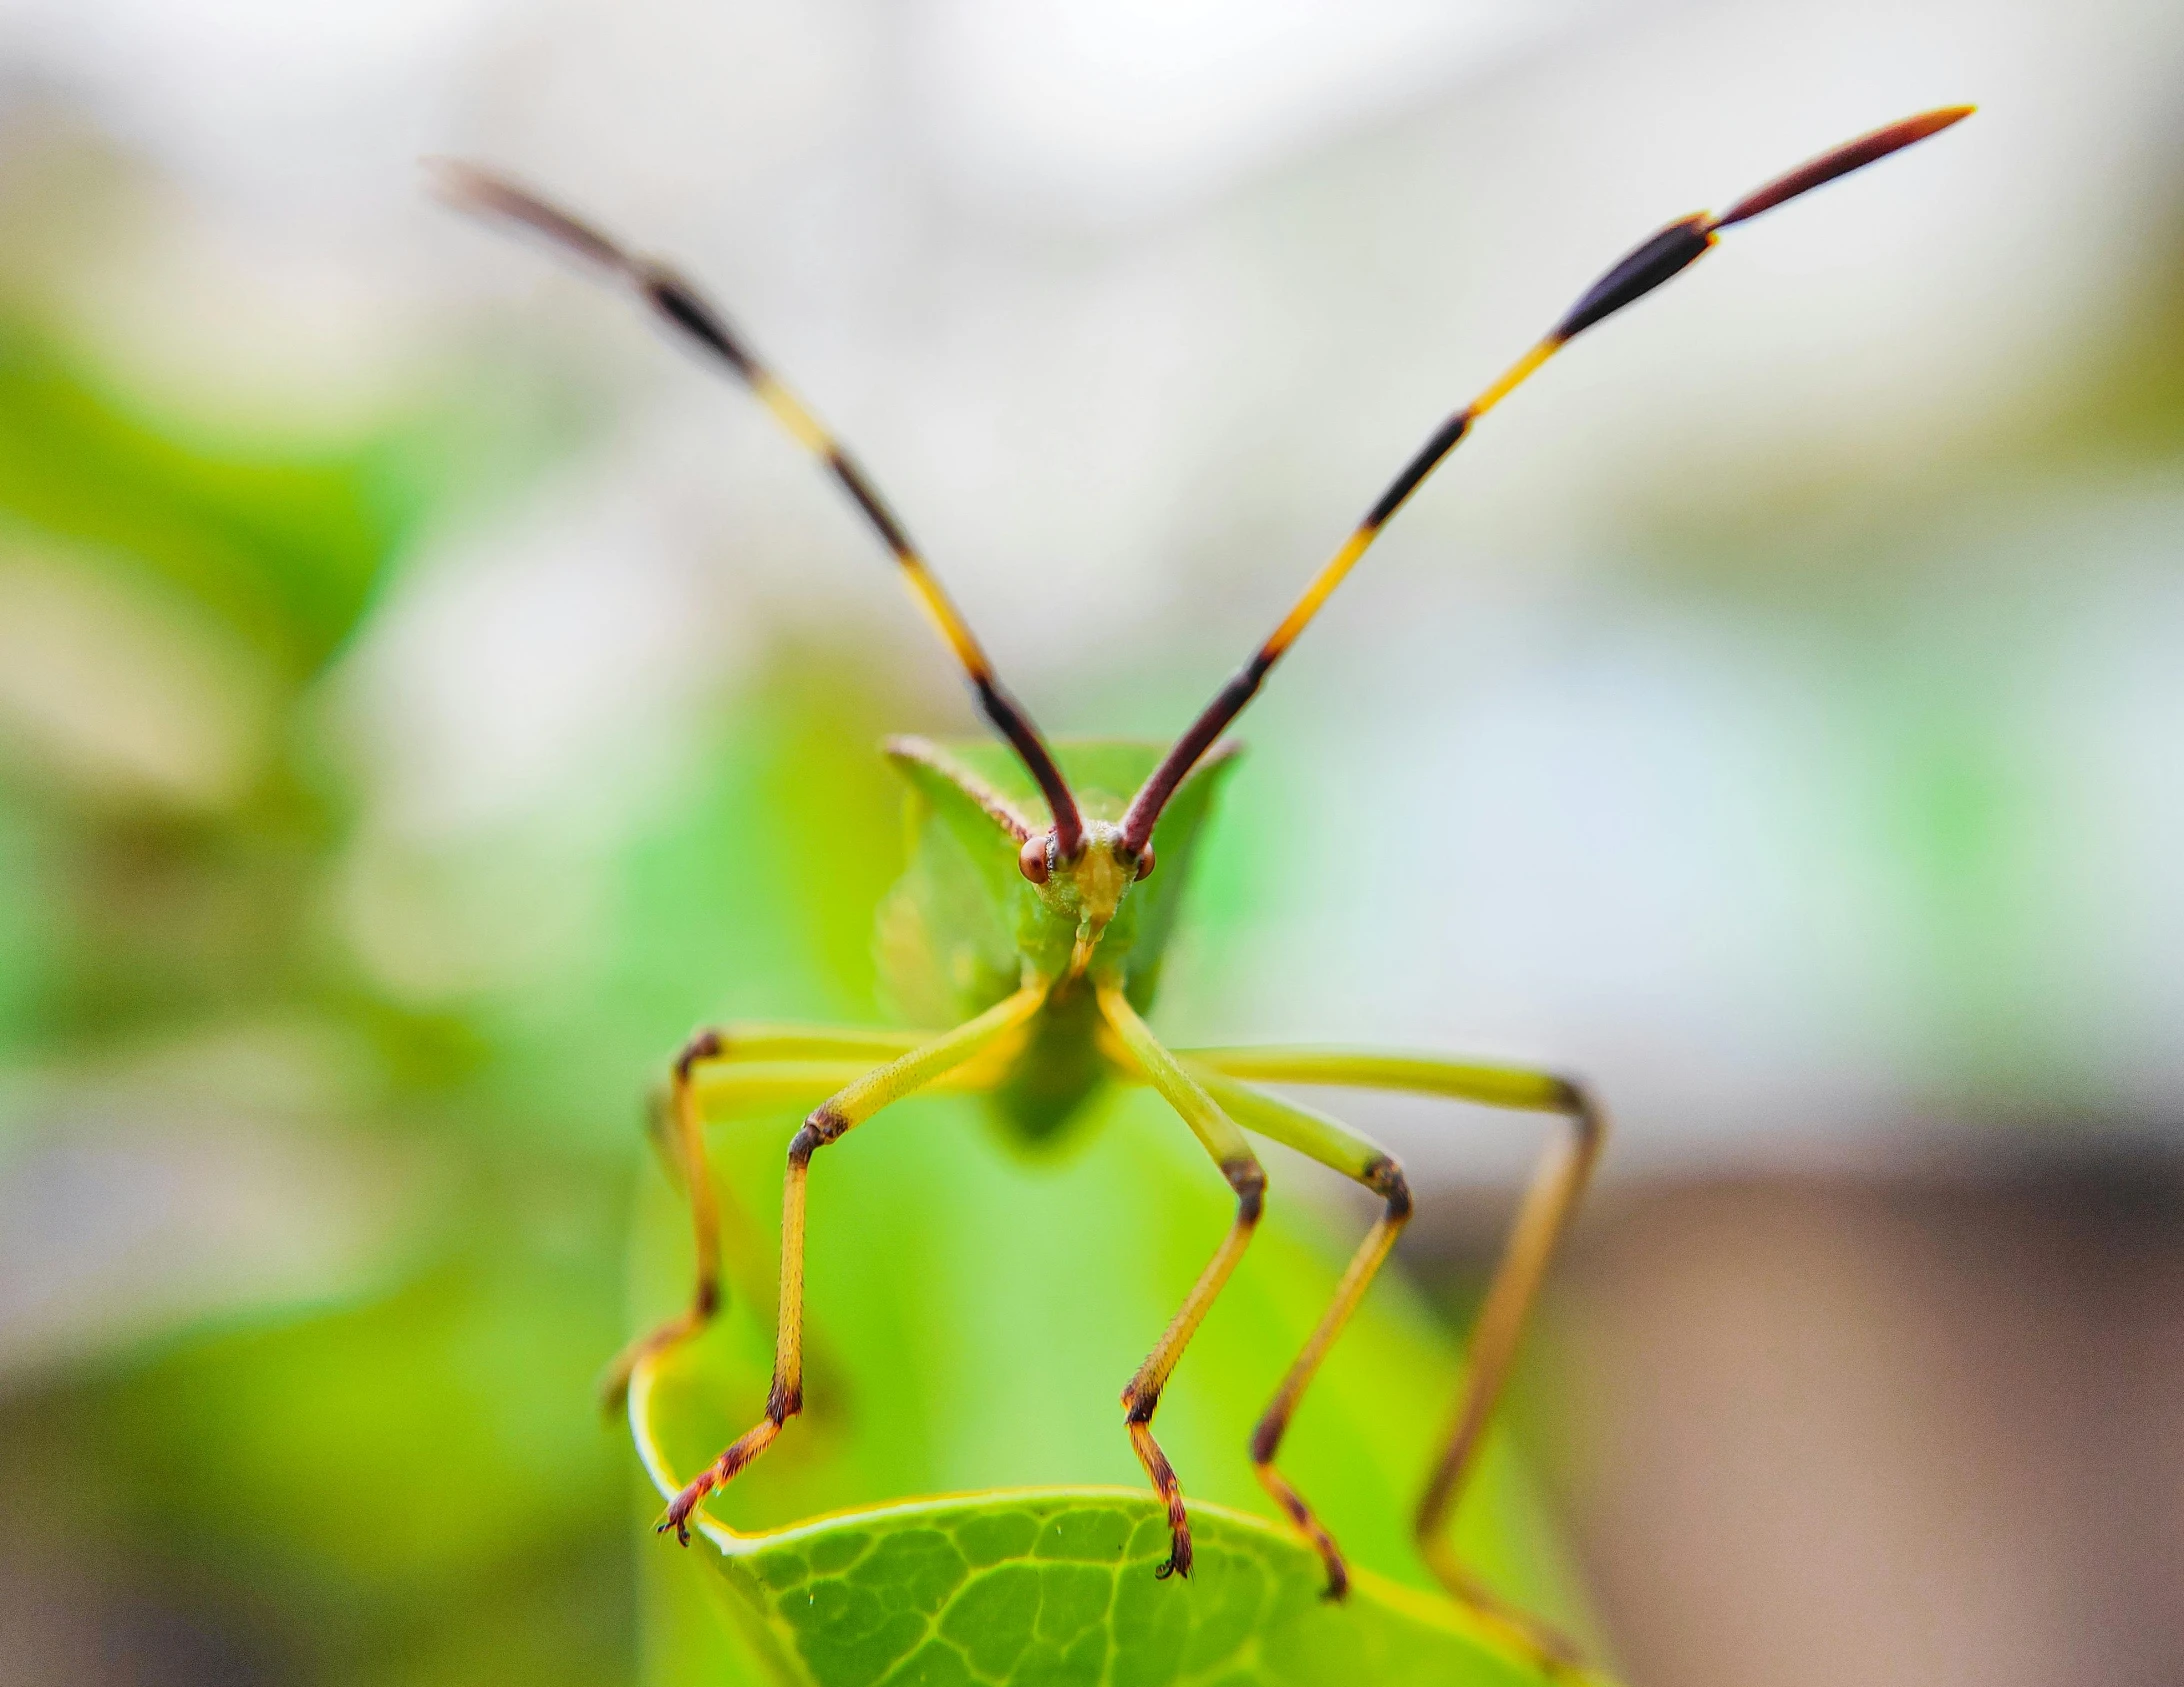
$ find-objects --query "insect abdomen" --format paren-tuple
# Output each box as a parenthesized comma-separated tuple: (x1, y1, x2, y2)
(984, 981, 1107, 1148)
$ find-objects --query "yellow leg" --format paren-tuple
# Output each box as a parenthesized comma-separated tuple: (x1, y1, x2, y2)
(659, 988, 1047, 1543)
(1097, 984, 1266, 1582)
(1180, 1066, 1409, 1603)
(1183, 1046, 1606, 1669)
(600, 1025, 925, 1408)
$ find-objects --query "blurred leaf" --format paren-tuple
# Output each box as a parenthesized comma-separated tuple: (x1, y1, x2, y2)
(0, 276, 645, 1687)
(0, 320, 416, 688)
(0, 792, 57, 1048)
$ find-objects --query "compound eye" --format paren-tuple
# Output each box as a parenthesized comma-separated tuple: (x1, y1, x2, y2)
(1018, 834, 1051, 885)
(1132, 843, 1156, 881)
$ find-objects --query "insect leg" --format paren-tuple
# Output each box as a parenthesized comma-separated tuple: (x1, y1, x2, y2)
(601, 1025, 926, 1408)
(1182, 1046, 1605, 1667)
(1096, 984, 1267, 1584)
(658, 987, 1048, 1544)
(1171, 1066, 1408, 1603)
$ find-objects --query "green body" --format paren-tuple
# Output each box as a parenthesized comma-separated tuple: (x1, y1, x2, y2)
(876, 737, 1239, 1145)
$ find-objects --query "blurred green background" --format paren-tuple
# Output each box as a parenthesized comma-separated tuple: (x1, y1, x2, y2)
(2, 2, 2181, 1685)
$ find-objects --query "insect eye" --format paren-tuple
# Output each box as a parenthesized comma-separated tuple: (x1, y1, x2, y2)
(1132, 844, 1156, 881)
(1018, 835, 1051, 885)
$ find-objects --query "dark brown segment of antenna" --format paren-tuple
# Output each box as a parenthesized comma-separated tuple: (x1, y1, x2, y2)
(1362, 408, 1473, 530)
(429, 160, 626, 270)
(431, 161, 1086, 859)
(1715, 105, 1975, 229)
(1549, 212, 1716, 344)
(638, 266, 759, 378)
(1118, 106, 1973, 851)
(1119, 656, 1270, 856)
(977, 676, 1085, 857)
(824, 445, 917, 561)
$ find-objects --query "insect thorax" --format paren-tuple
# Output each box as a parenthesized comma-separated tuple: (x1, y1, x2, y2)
(874, 737, 1241, 1147)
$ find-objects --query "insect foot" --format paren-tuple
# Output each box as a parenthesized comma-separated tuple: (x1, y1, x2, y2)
(657, 1478, 709, 1547)
(655, 1413, 786, 1546)
(1123, 1405, 1194, 1581)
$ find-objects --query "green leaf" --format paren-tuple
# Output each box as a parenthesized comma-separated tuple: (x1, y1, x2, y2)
(720, 1493, 1564, 1687)
(635, 1360, 1556, 1687)
(628, 1353, 1580, 1687)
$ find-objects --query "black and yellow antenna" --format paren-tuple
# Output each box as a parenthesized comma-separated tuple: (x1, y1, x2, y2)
(431, 162, 1089, 861)
(1119, 105, 1974, 857)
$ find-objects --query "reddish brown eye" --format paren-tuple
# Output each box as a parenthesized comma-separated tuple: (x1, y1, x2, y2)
(1133, 843, 1156, 881)
(1018, 834, 1051, 884)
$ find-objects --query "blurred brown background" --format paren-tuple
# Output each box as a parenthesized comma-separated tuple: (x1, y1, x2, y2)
(1412, 1150, 2184, 1686)
(0, 0, 2179, 1683)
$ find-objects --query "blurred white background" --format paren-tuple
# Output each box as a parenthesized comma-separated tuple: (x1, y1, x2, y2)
(3, 0, 2179, 1183)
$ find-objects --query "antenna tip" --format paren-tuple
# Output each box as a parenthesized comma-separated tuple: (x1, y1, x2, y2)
(422, 161, 631, 273)
(419, 155, 479, 203)
(422, 157, 528, 222)
(1907, 104, 1978, 141)
(1713, 103, 1979, 231)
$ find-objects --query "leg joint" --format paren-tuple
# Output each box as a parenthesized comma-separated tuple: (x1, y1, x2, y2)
(1222, 1156, 1267, 1224)
(674, 1028, 725, 1083)
(1363, 1153, 1413, 1222)
(1551, 1077, 1607, 1153)
(765, 1375, 802, 1425)
(788, 1105, 849, 1166)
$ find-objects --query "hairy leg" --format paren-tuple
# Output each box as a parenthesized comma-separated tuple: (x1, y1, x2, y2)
(1097, 985, 1267, 1582)
(1180, 1066, 1409, 1602)
(1183, 1045, 1605, 1667)
(601, 1025, 926, 1407)
(660, 987, 1048, 1542)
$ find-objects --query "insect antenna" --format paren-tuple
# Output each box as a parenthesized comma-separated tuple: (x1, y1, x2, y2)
(1117, 104, 1973, 858)
(429, 163, 1088, 860)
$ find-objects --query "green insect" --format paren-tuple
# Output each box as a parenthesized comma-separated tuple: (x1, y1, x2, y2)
(439, 103, 1971, 1668)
